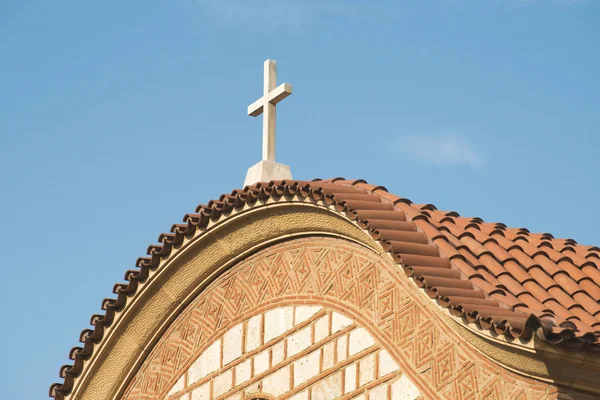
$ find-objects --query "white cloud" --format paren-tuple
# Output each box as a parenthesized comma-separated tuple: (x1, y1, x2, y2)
(197, 0, 357, 29)
(396, 133, 484, 169)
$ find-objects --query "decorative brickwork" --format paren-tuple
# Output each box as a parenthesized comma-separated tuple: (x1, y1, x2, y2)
(124, 237, 558, 399)
(162, 306, 419, 400)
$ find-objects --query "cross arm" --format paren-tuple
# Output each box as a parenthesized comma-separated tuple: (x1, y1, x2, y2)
(269, 83, 293, 105)
(248, 98, 264, 117)
(247, 83, 293, 117)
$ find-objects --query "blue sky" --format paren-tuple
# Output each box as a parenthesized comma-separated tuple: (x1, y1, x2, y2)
(1, 1, 599, 398)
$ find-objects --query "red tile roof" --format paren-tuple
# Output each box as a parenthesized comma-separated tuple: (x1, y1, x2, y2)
(50, 178, 600, 398)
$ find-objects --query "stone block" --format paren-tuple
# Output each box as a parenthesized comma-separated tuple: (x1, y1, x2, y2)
(310, 371, 342, 400)
(188, 339, 221, 384)
(235, 359, 251, 385)
(244, 160, 292, 187)
(378, 349, 399, 377)
(244, 382, 261, 397)
(264, 307, 293, 343)
(349, 328, 375, 356)
(314, 315, 329, 343)
(288, 326, 311, 357)
(212, 369, 233, 397)
(293, 349, 320, 386)
(295, 306, 321, 324)
(322, 342, 335, 370)
(359, 354, 375, 386)
(391, 375, 421, 400)
(254, 349, 270, 375)
(331, 312, 353, 333)
(290, 390, 309, 400)
(337, 335, 348, 362)
(262, 365, 291, 396)
(344, 363, 357, 394)
(246, 314, 262, 352)
(369, 383, 389, 399)
(191, 383, 210, 400)
(223, 323, 243, 366)
(271, 340, 285, 366)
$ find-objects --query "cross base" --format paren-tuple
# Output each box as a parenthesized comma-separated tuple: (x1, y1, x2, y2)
(243, 160, 292, 187)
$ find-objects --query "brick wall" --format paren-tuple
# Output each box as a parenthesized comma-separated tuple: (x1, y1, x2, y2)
(164, 306, 420, 399)
(124, 237, 561, 399)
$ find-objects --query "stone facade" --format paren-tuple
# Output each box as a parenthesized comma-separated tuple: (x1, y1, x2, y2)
(124, 237, 560, 399)
(164, 306, 419, 399)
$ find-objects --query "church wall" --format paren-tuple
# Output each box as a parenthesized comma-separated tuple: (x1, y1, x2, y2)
(164, 306, 420, 399)
(122, 237, 583, 400)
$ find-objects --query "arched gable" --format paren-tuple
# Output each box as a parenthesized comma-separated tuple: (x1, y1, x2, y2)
(124, 237, 554, 399)
(50, 179, 600, 399)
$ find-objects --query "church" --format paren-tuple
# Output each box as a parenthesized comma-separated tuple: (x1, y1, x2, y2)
(50, 60, 600, 400)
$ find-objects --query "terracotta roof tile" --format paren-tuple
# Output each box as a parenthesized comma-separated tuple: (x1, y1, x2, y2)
(50, 178, 600, 399)
(579, 280, 600, 302)
(502, 260, 533, 284)
(441, 296, 499, 308)
(521, 281, 553, 304)
(433, 286, 486, 299)
(450, 258, 480, 279)
(438, 229, 466, 248)
(547, 287, 578, 310)
(433, 237, 463, 259)
(470, 276, 505, 295)
(356, 209, 407, 221)
(582, 265, 600, 283)
(366, 219, 416, 232)
(376, 230, 428, 244)
(385, 241, 439, 257)
(457, 248, 481, 267)
(528, 267, 560, 290)
(540, 299, 573, 320)
(514, 292, 551, 313)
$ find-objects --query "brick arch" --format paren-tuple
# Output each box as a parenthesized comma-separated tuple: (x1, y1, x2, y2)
(124, 237, 555, 400)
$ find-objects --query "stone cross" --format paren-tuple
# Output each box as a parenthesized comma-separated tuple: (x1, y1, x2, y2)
(247, 59, 293, 162)
(244, 59, 293, 186)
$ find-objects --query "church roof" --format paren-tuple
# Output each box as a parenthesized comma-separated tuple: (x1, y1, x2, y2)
(50, 178, 600, 398)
